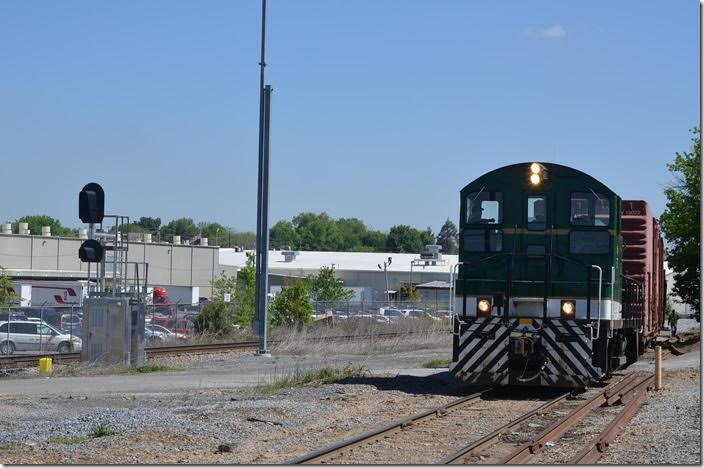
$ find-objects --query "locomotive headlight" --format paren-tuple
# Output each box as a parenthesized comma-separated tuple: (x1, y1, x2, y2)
(477, 298, 492, 317)
(530, 173, 541, 185)
(561, 300, 576, 319)
(530, 163, 542, 174)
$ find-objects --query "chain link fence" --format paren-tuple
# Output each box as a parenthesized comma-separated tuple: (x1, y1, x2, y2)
(0, 299, 455, 357)
(0, 302, 209, 357)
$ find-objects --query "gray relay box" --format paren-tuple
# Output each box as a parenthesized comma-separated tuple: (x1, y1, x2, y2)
(81, 297, 145, 366)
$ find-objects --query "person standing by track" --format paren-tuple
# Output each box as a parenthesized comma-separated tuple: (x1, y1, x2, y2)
(668, 308, 679, 338)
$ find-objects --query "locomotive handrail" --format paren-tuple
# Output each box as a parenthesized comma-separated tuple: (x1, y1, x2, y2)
(591, 265, 603, 340)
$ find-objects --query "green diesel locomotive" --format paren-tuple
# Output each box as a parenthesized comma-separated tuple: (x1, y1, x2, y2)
(450, 162, 665, 388)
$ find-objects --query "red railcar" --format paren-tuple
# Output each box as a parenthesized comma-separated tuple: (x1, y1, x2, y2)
(621, 200, 666, 348)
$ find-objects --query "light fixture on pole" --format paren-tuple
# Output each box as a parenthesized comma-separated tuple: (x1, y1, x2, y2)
(378, 257, 392, 307)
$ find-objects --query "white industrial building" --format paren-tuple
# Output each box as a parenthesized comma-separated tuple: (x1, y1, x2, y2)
(219, 248, 458, 307)
(0, 225, 230, 299)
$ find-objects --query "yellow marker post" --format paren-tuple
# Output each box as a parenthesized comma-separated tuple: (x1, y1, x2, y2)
(654, 345, 663, 390)
(39, 357, 53, 374)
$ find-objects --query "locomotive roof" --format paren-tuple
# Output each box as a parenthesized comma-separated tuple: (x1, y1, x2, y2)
(460, 162, 618, 197)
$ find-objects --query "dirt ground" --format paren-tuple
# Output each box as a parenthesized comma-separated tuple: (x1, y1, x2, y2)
(0, 332, 699, 464)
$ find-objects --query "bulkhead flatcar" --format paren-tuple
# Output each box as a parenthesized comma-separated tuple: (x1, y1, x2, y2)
(450, 162, 665, 388)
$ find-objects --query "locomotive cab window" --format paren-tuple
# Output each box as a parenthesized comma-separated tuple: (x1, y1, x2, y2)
(466, 191, 502, 224)
(463, 229, 503, 252)
(527, 195, 547, 230)
(570, 192, 610, 226)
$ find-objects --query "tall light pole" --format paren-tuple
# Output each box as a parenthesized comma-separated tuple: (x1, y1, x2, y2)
(254, 0, 273, 355)
(378, 257, 392, 307)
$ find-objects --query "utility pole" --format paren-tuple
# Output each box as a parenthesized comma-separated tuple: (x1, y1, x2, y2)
(254, 0, 272, 355)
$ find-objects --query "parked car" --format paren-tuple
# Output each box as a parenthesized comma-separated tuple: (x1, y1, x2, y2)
(0, 320, 82, 354)
(144, 327, 167, 342)
(0, 312, 27, 322)
(151, 317, 195, 336)
(60, 313, 82, 331)
(21, 307, 63, 327)
(403, 309, 440, 321)
(146, 324, 186, 340)
(379, 308, 405, 321)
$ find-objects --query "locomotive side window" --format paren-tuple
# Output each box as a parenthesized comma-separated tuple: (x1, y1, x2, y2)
(466, 191, 502, 224)
(569, 231, 610, 254)
(463, 229, 503, 252)
(527, 195, 547, 230)
(570, 192, 610, 226)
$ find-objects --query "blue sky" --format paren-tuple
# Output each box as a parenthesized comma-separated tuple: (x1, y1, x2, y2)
(0, 1, 698, 234)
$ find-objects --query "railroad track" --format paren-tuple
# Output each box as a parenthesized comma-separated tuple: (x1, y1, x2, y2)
(290, 373, 655, 464)
(492, 373, 654, 464)
(287, 388, 492, 464)
(0, 331, 421, 369)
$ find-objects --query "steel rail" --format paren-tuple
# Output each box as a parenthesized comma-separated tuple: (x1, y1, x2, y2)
(0, 331, 427, 368)
(439, 392, 569, 464)
(287, 389, 490, 464)
(569, 375, 655, 464)
(499, 373, 641, 464)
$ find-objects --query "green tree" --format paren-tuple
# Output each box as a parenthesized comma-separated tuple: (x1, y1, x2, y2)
(399, 282, 421, 302)
(336, 218, 367, 251)
(161, 218, 197, 239)
(117, 223, 145, 234)
(436, 218, 459, 254)
(14, 215, 74, 237)
(194, 302, 234, 334)
(292, 212, 342, 251)
(387, 225, 424, 253)
(270, 220, 299, 250)
(660, 127, 701, 313)
(360, 230, 387, 252)
(229, 231, 256, 249)
(211, 271, 237, 303)
(0, 267, 16, 307)
(135, 217, 161, 233)
(308, 266, 354, 302)
(269, 279, 313, 329)
(197, 222, 228, 245)
(420, 227, 435, 247)
(233, 255, 256, 327)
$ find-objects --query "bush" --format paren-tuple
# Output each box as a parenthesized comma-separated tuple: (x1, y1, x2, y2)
(193, 302, 234, 335)
(269, 279, 313, 329)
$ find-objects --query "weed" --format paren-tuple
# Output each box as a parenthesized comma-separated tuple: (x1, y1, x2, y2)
(134, 364, 176, 373)
(261, 364, 367, 395)
(47, 435, 87, 445)
(88, 423, 118, 438)
(422, 358, 451, 368)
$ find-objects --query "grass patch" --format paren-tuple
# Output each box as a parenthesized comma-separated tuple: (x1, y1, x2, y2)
(262, 364, 367, 395)
(47, 435, 88, 445)
(134, 364, 177, 373)
(88, 423, 118, 438)
(422, 358, 451, 368)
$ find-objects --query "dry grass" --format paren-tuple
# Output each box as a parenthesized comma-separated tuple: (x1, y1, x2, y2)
(269, 318, 451, 356)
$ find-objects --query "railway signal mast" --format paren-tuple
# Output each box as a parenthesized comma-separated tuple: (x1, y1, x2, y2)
(254, 0, 273, 355)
